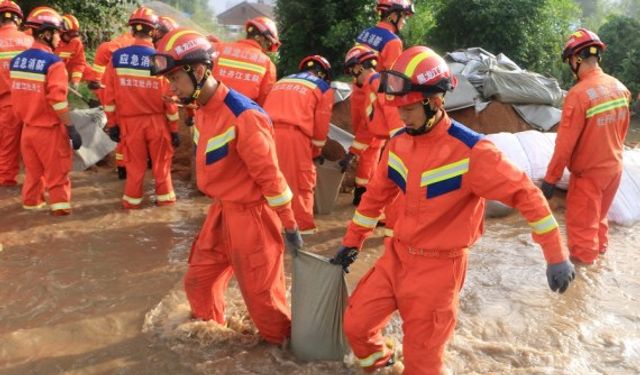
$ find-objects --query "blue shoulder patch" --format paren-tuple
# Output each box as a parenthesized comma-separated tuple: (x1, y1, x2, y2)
(224, 88, 268, 119)
(391, 128, 406, 138)
(291, 72, 331, 93)
(355, 26, 399, 53)
(10, 49, 60, 74)
(447, 121, 483, 148)
(368, 73, 380, 85)
(112, 45, 155, 69)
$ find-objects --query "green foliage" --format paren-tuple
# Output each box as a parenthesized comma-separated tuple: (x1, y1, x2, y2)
(598, 15, 640, 96)
(276, 0, 374, 77)
(157, 0, 218, 32)
(20, 0, 138, 49)
(400, 0, 436, 48)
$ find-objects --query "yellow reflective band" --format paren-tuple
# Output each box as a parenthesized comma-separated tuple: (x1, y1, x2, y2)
(278, 78, 317, 90)
(31, 8, 52, 17)
(383, 228, 394, 237)
(116, 67, 151, 77)
(10, 71, 45, 82)
(351, 140, 368, 151)
(193, 127, 200, 144)
(165, 30, 201, 52)
(355, 177, 369, 185)
(206, 126, 236, 153)
(389, 127, 403, 137)
(404, 50, 433, 78)
(52, 101, 68, 111)
(58, 52, 72, 58)
(104, 105, 116, 112)
(586, 97, 628, 119)
(50, 202, 71, 211)
(0, 51, 20, 60)
(218, 58, 266, 75)
(352, 210, 378, 229)
(122, 195, 143, 205)
(421, 158, 469, 186)
(357, 350, 386, 367)
(157, 191, 176, 202)
(166, 112, 179, 122)
(23, 202, 46, 210)
(299, 228, 318, 235)
(115, 153, 124, 160)
(265, 186, 293, 207)
(71, 71, 83, 79)
(92, 64, 106, 73)
(388, 151, 408, 180)
(529, 214, 559, 235)
(311, 139, 326, 147)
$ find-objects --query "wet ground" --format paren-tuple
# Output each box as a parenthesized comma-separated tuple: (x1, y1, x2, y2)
(1, 166, 639, 375)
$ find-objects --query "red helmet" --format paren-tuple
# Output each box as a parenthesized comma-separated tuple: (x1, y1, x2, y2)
(245, 16, 280, 52)
(299, 55, 332, 81)
(62, 14, 80, 32)
(0, 0, 22, 21)
(128, 7, 158, 29)
(151, 28, 215, 76)
(561, 28, 606, 62)
(344, 44, 378, 73)
(380, 46, 456, 107)
(25, 6, 63, 31)
(377, 0, 415, 15)
(157, 16, 178, 34)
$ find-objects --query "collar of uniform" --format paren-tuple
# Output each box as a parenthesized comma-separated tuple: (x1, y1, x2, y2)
(376, 21, 397, 34)
(32, 40, 53, 53)
(132, 38, 154, 48)
(0, 23, 17, 31)
(238, 38, 262, 51)
(361, 70, 376, 86)
(202, 80, 230, 113)
(578, 65, 603, 80)
(421, 112, 452, 140)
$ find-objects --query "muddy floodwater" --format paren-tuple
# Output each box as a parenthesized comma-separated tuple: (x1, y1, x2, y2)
(1, 168, 639, 375)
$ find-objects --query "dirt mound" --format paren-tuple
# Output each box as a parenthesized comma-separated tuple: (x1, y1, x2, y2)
(449, 102, 531, 134)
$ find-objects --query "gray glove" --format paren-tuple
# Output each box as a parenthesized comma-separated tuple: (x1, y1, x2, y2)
(284, 228, 303, 254)
(330, 246, 358, 273)
(540, 181, 555, 200)
(67, 125, 82, 150)
(546, 260, 576, 293)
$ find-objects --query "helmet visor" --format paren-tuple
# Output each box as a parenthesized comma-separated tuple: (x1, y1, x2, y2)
(150, 54, 176, 76)
(380, 70, 453, 96)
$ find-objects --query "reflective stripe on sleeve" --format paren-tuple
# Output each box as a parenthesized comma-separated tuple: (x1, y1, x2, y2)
(529, 214, 559, 235)
(352, 210, 378, 229)
(265, 186, 293, 207)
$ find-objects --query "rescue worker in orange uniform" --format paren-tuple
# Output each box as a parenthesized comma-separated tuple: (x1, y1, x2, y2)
(213, 16, 279, 105)
(153, 15, 178, 45)
(340, 45, 404, 206)
(330, 47, 576, 374)
(11, 7, 82, 215)
(103, 7, 179, 208)
(542, 29, 630, 265)
(0, 1, 32, 186)
(54, 14, 86, 89)
(151, 28, 303, 344)
(263, 55, 334, 234)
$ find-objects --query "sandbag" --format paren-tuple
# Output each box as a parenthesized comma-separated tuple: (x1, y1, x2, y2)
(609, 149, 640, 226)
(70, 108, 116, 171)
(483, 68, 563, 106)
(291, 250, 350, 361)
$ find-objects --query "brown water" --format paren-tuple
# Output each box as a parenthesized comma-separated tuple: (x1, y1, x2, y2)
(1, 168, 639, 375)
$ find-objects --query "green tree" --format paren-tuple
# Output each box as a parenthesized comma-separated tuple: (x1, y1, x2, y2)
(400, 0, 437, 48)
(276, 0, 374, 77)
(157, 0, 218, 32)
(428, 0, 579, 86)
(598, 15, 640, 96)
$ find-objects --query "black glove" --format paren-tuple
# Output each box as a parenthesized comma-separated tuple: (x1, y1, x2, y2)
(185, 116, 194, 127)
(313, 155, 325, 165)
(338, 153, 355, 173)
(87, 81, 102, 90)
(66, 125, 82, 150)
(330, 246, 358, 273)
(171, 132, 180, 148)
(540, 181, 555, 200)
(107, 125, 120, 143)
(546, 260, 576, 293)
(284, 228, 303, 254)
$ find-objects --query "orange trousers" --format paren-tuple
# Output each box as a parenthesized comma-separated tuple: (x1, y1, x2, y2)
(120, 114, 175, 208)
(0, 107, 22, 185)
(184, 201, 291, 344)
(344, 238, 467, 374)
(20, 124, 72, 212)
(274, 124, 317, 233)
(355, 141, 383, 187)
(566, 172, 622, 264)
(115, 143, 125, 168)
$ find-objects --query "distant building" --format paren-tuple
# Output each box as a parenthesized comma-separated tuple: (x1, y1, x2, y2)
(217, 1, 275, 37)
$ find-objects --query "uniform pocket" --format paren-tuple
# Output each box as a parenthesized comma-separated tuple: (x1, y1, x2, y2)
(425, 308, 456, 350)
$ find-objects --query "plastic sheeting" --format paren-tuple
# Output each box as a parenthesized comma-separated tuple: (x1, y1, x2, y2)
(328, 123, 354, 153)
(444, 74, 479, 111)
(71, 108, 116, 171)
(314, 159, 345, 215)
(513, 104, 562, 131)
(331, 81, 352, 103)
(608, 149, 640, 226)
(291, 250, 350, 361)
(483, 68, 563, 106)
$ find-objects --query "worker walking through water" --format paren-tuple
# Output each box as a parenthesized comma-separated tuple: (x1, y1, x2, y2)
(10, 6, 82, 215)
(541, 28, 630, 265)
(330, 46, 576, 374)
(263, 55, 334, 235)
(151, 28, 303, 344)
(0, 0, 32, 186)
(103, 7, 179, 209)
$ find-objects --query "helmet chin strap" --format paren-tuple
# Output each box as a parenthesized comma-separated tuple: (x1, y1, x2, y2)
(406, 97, 443, 136)
(40, 31, 55, 50)
(181, 65, 211, 105)
(571, 56, 583, 78)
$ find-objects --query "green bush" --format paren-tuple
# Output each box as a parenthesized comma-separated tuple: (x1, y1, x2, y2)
(599, 15, 640, 98)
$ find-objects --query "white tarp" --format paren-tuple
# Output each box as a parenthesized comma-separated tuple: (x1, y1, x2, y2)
(513, 104, 562, 131)
(444, 74, 479, 111)
(328, 123, 354, 153)
(331, 81, 352, 103)
(608, 149, 640, 226)
(71, 108, 116, 171)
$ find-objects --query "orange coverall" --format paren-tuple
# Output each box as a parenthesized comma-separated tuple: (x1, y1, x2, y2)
(0, 23, 32, 185)
(212, 39, 276, 105)
(342, 115, 568, 374)
(10, 41, 73, 213)
(103, 39, 179, 208)
(545, 66, 630, 264)
(184, 82, 296, 344)
(263, 72, 334, 233)
(55, 36, 86, 85)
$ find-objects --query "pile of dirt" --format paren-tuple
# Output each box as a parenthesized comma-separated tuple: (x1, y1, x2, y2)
(330, 99, 353, 133)
(449, 101, 532, 134)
